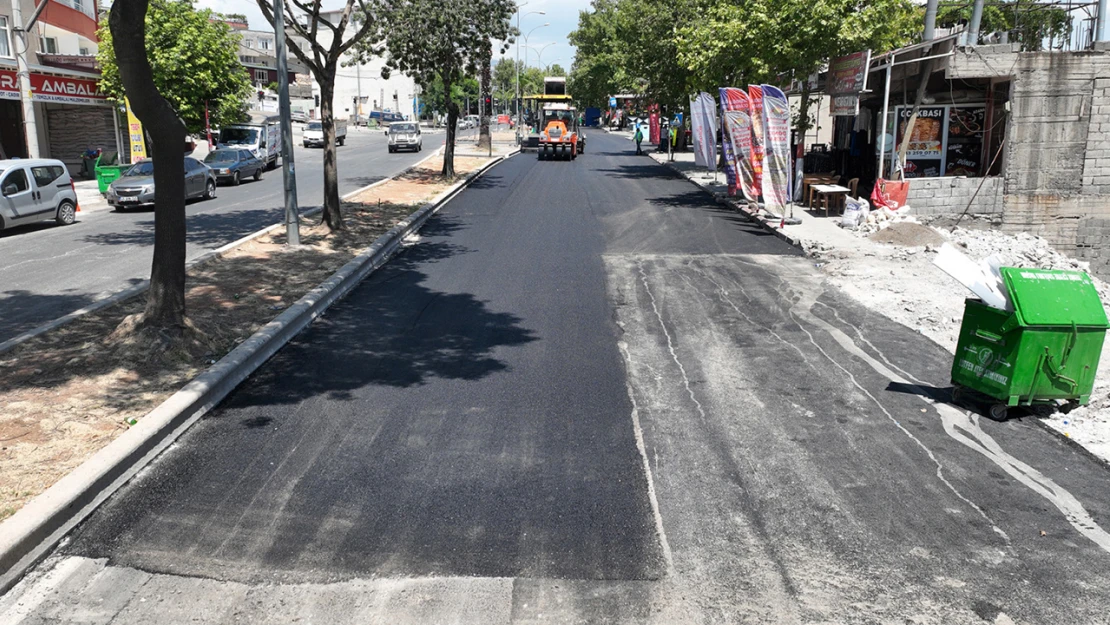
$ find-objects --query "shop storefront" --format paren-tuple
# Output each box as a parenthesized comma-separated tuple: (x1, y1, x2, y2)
(0, 64, 119, 173)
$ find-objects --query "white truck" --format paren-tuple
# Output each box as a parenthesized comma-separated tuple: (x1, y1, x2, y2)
(303, 118, 348, 148)
(217, 112, 281, 169)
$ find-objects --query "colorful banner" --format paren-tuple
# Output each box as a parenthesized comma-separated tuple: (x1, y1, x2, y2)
(748, 86, 765, 197)
(760, 85, 792, 213)
(720, 88, 756, 203)
(691, 92, 717, 171)
(717, 90, 736, 193)
(125, 98, 147, 162)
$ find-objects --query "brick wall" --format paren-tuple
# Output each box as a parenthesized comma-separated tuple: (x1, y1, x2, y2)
(905, 176, 1003, 217)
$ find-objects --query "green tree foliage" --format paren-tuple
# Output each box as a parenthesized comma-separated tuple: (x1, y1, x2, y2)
(366, 0, 515, 177)
(547, 63, 566, 77)
(97, 0, 251, 134)
(567, 0, 635, 109)
(937, 0, 1071, 51)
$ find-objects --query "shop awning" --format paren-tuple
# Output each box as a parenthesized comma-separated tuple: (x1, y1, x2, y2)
(0, 59, 108, 106)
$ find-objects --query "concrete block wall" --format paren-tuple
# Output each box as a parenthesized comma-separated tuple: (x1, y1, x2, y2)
(905, 177, 1003, 216)
(943, 46, 1110, 278)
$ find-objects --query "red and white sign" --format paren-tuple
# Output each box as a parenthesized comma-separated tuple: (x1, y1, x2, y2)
(0, 69, 108, 106)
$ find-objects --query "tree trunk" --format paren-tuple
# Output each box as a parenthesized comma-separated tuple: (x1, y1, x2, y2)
(479, 51, 492, 150)
(110, 0, 187, 333)
(443, 75, 457, 178)
(318, 73, 344, 230)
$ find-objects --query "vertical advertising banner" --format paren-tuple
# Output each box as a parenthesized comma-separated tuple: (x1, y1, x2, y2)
(720, 88, 756, 203)
(717, 90, 737, 193)
(691, 92, 717, 171)
(748, 86, 765, 197)
(124, 97, 147, 162)
(760, 85, 792, 213)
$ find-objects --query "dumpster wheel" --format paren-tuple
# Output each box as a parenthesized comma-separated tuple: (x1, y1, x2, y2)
(988, 404, 1009, 422)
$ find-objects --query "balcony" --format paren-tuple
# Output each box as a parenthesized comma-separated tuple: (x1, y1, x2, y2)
(54, 0, 96, 21)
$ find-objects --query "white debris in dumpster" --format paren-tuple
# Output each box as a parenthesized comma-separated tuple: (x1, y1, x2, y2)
(933, 243, 1012, 311)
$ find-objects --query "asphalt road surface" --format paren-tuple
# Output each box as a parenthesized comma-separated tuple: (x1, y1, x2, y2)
(0, 127, 442, 345)
(3, 132, 1110, 624)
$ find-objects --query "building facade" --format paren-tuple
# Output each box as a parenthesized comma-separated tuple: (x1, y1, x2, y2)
(0, 0, 115, 173)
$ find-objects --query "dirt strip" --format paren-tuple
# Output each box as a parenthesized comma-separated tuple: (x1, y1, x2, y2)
(0, 155, 490, 521)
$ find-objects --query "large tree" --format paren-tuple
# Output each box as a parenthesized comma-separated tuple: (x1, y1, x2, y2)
(108, 0, 190, 333)
(363, 0, 515, 177)
(937, 0, 1072, 50)
(256, 0, 383, 231)
(97, 0, 251, 135)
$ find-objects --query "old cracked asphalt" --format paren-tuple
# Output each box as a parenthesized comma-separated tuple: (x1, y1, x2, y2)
(3, 132, 1110, 624)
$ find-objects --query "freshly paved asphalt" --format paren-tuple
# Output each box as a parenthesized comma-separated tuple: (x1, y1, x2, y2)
(4, 132, 1110, 623)
(0, 127, 442, 344)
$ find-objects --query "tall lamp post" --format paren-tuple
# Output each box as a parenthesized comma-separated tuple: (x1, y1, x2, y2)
(273, 0, 299, 245)
(526, 43, 556, 72)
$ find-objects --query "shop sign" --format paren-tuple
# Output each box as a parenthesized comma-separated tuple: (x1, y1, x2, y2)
(828, 50, 870, 117)
(892, 104, 985, 178)
(748, 85, 765, 193)
(0, 69, 108, 105)
(125, 98, 147, 162)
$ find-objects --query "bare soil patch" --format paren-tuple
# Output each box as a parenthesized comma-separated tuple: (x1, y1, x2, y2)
(0, 154, 488, 521)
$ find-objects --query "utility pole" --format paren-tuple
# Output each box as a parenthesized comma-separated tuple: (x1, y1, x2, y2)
(923, 0, 939, 41)
(1098, 0, 1109, 42)
(273, 0, 300, 245)
(968, 0, 985, 46)
(356, 62, 362, 126)
(12, 0, 49, 158)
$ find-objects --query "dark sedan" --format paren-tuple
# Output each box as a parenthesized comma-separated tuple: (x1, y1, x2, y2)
(204, 149, 265, 185)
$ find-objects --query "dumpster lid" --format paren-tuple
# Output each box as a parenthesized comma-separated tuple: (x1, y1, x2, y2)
(1001, 267, 1110, 328)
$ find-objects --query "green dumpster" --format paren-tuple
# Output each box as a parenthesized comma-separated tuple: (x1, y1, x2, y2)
(952, 267, 1109, 420)
(95, 164, 127, 195)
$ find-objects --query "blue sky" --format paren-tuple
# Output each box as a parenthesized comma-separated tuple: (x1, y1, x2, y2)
(198, 0, 593, 73)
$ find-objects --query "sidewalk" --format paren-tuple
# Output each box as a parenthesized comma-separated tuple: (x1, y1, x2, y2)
(650, 148, 1110, 464)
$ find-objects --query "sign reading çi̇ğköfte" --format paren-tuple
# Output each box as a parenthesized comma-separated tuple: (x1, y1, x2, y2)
(828, 50, 871, 116)
(0, 69, 108, 105)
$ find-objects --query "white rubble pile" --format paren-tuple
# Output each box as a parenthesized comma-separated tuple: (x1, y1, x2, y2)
(811, 223, 1110, 463)
(837, 198, 920, 236)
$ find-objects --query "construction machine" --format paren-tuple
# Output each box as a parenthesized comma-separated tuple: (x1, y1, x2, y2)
(537, 102, 584, 160)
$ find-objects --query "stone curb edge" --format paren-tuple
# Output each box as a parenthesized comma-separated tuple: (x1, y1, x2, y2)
(0, 148, 445, 357)
(646, 152, 805, 252)
(0, 148, 518, 595)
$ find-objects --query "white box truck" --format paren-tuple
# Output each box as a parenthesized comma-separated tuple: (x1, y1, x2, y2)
(303, 118, 348, 148)
(216, 112, 280, 169)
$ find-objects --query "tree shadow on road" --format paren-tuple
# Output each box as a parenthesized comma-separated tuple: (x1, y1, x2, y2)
(0, 286, 136, 344)
(80, 208, 286, 248)
(594, 164, 683, 180)
(221, 217, 536, 408)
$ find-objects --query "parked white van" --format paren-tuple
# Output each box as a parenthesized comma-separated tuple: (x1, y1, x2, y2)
(217, 112, 281, 169)
(0, 158, 78, 231)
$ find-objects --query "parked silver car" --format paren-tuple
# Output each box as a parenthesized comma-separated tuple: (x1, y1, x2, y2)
(107, 157, 216, 211)
(0, 158, 78, 231)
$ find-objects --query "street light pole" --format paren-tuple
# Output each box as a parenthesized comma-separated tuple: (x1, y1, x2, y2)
(273, 0, 300, 245)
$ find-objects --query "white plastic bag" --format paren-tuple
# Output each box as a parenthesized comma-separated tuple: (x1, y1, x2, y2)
(840, 197, 870, 228)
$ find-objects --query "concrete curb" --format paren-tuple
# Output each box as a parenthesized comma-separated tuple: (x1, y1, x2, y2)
(0, 150, 445, 357)
(647, 153, 805, 252)
(0, 149, 517, 595)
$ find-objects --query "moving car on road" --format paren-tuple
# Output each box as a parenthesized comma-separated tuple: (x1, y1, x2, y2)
(107, 157, 216, 211)
(387, 122, 422, 153)
(303, 119, 347, 148)
(204, 149, 264, 186)
(0, 158, 78, 231)
(217, 112, 280, 170)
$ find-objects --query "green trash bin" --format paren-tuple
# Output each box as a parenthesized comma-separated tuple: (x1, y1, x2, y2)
(952, 267, 1109, 420)
(94, 164, 126, 195)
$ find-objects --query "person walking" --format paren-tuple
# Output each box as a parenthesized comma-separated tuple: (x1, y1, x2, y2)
(634, 124, 644, 155)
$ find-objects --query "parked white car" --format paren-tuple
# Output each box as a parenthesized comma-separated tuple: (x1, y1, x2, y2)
(0, 158, 78, 231)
